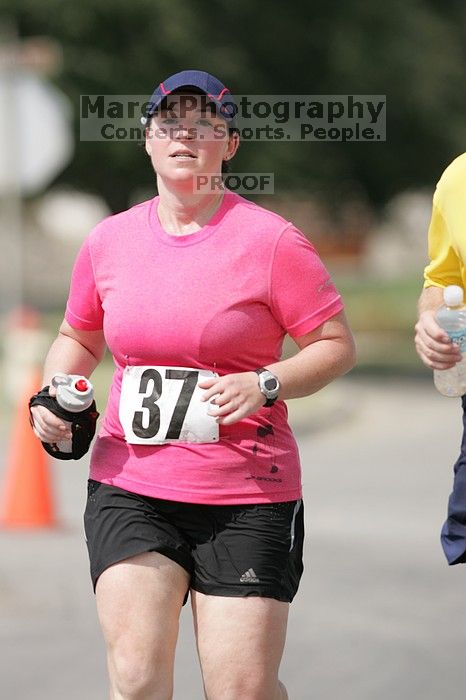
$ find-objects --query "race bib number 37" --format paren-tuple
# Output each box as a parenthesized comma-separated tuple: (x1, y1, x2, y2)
(119, 366, 219, 445)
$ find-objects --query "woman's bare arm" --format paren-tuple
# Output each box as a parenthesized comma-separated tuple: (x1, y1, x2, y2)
(265, 310, 356, 400)
(41, 319, 107, 386)
(31, 319, 107, 443)
(199, 310, 356, 426)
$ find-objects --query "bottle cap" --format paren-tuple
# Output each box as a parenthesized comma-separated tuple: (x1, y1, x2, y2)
(444, 285, 464, 307)
(51, 374, 94, 412)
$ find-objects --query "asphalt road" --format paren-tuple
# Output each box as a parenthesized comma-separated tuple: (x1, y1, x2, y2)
(1, 376, 465, 699)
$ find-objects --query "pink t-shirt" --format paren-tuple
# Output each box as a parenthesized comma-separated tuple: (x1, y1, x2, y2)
(65, 191, 343, 504)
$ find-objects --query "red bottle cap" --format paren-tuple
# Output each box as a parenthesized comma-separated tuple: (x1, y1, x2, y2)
(75, 379, 89, 392)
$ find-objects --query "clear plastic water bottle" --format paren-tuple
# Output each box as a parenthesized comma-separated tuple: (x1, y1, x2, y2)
(433, 285, 466, 397)
(51, 373, 94, 453)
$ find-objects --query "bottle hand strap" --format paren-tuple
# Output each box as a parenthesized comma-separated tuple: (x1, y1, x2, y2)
(29, 386, 99, 460)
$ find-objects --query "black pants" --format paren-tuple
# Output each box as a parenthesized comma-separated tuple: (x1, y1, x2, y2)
(441, 395, 466, 564)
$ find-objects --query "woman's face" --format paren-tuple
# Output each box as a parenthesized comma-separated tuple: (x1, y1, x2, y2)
(145, 93, 239, 191)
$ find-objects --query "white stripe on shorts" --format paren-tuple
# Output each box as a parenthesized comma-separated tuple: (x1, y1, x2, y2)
(289, 499, 301, 552)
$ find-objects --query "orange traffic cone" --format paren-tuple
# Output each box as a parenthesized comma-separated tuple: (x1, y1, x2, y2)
(1, 368, 56, 529)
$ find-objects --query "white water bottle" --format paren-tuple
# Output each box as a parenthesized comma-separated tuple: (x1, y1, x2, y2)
(51, 373, 94, 453)
(433, 286, 466, 397)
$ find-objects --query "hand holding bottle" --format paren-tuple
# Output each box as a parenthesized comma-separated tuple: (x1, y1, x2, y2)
(433, 286, 466, 397)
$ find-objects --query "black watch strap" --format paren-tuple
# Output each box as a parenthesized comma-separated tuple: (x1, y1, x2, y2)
(263, 396, 276, 407)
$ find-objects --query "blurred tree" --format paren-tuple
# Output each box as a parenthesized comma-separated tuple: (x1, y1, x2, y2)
(0, 0, 464, 211)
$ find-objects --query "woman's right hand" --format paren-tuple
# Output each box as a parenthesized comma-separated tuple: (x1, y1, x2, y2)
(414, 310, 462, 370)
(30, 384, 73, 443)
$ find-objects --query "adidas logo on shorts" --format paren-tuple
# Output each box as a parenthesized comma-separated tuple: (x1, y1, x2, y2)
(240, 568, 260, 583)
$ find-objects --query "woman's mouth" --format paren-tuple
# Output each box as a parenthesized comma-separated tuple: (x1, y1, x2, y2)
(170, 151, 197, 160)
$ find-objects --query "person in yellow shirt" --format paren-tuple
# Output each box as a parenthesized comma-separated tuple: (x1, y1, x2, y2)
(415, 152, 466, 564)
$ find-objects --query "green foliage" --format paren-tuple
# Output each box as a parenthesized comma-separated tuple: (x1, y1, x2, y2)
(0, 0, 465, 210)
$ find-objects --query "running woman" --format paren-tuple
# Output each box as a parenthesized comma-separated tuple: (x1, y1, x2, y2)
(30, 70, 356, 700)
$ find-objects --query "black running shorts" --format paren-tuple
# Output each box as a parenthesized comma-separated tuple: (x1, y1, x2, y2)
(84, 479, 304, 603)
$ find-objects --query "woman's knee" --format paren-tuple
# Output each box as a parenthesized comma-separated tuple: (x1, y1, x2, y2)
(108, 644, 173, 699)
(203, 671, 286, 700)
(95, 553, 187, 699)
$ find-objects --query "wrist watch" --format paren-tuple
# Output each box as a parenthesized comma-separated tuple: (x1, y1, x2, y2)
(254, 368, 280, 407)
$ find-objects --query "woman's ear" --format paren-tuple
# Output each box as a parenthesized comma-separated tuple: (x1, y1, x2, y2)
(225, 130, 240, 161)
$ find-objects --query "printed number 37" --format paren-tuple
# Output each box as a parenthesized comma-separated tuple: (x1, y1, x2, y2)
(132, 368, 199, 440)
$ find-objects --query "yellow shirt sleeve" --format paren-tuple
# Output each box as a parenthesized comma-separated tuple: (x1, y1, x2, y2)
(423, 197, 462, 289)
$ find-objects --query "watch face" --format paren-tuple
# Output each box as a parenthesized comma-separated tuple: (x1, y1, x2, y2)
(264, 377, 278, 391)
(256, 369, 280, 400)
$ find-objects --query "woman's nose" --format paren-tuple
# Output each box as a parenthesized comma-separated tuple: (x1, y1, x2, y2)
(173, 123, 194, 139)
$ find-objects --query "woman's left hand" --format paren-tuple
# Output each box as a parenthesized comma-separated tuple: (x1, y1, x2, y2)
(198, 371, 267, 425)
